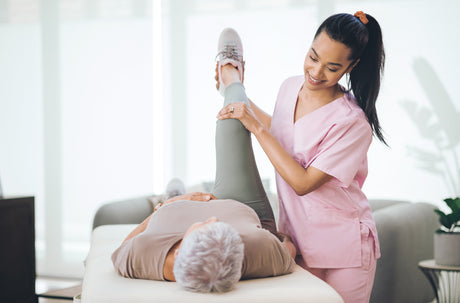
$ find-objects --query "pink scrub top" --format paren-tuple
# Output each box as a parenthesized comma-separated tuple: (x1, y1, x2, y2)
(270, 75, 381, 269)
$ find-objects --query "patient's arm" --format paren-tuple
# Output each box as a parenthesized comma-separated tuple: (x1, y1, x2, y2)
(122, 214, 153, 244)
(279, 233, 297, 259)
(122, 192, 217, 244)
(162, 192, 216, 206)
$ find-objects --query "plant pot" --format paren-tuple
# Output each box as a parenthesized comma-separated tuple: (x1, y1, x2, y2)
(434, 231, 460, 266)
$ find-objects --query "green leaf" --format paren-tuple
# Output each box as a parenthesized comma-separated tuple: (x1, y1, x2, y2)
(434, 209, 453, 229)
(444, 197, 460, 213)
(447, 213, 459, 229)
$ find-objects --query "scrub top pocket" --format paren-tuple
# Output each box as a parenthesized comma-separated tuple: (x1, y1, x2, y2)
(300, 206, 362, 268)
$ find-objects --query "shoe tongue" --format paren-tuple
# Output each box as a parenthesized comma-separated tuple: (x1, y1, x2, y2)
(220, 46, 241, 62)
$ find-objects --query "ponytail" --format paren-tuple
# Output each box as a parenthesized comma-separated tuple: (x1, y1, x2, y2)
(315, 13, 387, 145)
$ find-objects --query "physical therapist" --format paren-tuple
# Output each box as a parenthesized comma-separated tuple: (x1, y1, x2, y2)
(215, 11, 385, 303)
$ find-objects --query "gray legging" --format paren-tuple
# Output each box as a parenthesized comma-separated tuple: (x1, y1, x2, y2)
(211, 82, 276, 234)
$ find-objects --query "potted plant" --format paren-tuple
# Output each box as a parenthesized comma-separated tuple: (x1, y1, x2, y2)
(433, 197, 460, 266)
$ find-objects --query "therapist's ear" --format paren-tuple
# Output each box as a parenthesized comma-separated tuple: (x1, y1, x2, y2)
(174, 248, 180, 258)
(345, 58, 360, 73)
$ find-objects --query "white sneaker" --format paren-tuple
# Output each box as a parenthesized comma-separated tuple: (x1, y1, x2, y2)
(216, 28, 244, 96)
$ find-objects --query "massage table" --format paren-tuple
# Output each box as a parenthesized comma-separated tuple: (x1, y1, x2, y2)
(81, 224, 344, 303)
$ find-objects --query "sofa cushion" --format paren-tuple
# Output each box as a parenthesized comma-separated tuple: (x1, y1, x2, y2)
(369, 199, 408, 212)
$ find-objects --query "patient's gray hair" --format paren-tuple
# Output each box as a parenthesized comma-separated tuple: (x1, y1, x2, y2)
(173, 221, 244, 293)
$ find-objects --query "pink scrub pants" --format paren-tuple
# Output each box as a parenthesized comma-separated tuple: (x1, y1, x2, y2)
(297, 226, 377, 303)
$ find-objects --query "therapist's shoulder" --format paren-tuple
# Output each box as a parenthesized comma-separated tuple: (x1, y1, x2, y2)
(338, 93, 372, 130)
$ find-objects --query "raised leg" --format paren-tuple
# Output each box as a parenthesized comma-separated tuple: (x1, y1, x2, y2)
(212, 79, 276, 233)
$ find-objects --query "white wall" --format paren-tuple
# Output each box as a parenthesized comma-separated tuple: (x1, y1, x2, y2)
(353, 0, 460, 203)
(0, 0, 458, 278)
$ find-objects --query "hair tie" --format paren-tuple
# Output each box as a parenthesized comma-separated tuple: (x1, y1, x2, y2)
(354, 11, 369, 25)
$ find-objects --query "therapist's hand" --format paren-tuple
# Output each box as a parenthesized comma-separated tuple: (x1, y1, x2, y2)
(217, 102, 265, 135)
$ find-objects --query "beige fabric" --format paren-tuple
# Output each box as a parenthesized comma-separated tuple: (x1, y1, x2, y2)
(82, 224, 344, 303)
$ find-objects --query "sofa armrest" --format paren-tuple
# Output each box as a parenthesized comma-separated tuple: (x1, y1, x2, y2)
(371, 202, 438, 303)
(92, 196, 154, 230)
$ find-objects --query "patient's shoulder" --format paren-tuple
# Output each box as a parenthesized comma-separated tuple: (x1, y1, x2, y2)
(240, 228, 295, 279)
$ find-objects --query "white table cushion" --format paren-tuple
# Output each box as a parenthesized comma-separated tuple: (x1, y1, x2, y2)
(82, 224, 343, 303)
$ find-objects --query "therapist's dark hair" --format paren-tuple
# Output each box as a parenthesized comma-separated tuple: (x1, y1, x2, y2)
(315, 12, 387, 145)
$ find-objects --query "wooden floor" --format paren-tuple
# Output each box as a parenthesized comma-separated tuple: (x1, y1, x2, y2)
(39, 299, 73, 303)
(36, 276, 82, 303)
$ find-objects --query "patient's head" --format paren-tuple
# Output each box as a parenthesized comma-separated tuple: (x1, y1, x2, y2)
(173, 218, 244, 293)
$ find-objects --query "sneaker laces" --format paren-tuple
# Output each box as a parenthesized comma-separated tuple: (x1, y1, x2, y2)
(216, 44, 242, 63)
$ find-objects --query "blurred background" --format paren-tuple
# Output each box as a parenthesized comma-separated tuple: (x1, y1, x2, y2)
(0, 0, 459, 278)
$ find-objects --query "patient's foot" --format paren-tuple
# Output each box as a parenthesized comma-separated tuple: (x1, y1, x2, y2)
(216, 27, 244, 96)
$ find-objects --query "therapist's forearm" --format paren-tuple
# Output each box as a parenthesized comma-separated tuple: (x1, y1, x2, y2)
(249, 99, 272, 131)
(253, 127, 331, 196)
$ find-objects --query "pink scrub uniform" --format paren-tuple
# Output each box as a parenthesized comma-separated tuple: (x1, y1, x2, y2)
(270, 75, 380, 303)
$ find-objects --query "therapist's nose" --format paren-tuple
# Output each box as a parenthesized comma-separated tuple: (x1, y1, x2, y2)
(310, 65, 324, 80)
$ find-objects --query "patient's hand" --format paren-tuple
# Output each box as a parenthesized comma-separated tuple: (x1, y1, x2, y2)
(278, 232, 297, 259)
(155, 192, 217, 211)
(167, 192, 217, 203)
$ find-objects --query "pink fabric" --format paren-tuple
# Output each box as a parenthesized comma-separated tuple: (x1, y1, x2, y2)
(298, 225, 377, 303)
(270, 75, 380, 269)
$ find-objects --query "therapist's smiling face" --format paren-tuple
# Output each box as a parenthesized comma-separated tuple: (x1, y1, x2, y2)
(303, 31, 357, 92)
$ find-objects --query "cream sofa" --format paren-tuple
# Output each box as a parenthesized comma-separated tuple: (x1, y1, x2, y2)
(91, 193, 438, 303)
